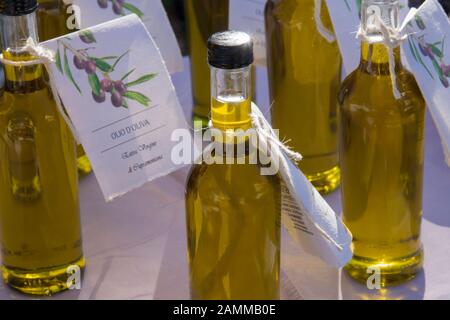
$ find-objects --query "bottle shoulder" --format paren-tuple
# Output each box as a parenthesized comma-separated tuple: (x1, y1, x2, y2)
(339, 65, 425, 112)
(186, 160, 282, 196)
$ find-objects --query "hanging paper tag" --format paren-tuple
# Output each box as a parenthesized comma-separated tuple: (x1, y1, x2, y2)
(325, 0, 410, 74)
(402, 0, 450, 166)
(64, 0, 183, 74)
(40, 15, 189, 201)
(229, 0, 267, 67)
(251, 104, 352, 268)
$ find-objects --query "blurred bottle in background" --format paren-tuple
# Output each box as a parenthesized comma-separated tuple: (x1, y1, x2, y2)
(37, 0, 93, 176)
(265, 0, 341, 194)
(184, 1, 230, 128)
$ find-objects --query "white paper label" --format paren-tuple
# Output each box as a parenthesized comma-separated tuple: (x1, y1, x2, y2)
(402, 0, 450, 166)
(251, 104, 353, 268)
(41, 15, 189, 201)
(229, 0, 267, 67)
(65, 0, 183, 74)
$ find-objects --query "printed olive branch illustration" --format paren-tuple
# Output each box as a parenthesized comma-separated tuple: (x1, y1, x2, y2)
(97, 0, 144, 18)
(344, 0, 351, 11)
(344, 0, 362, 14)
(407, 15, 450, 88)
(54, 30, 158, 108)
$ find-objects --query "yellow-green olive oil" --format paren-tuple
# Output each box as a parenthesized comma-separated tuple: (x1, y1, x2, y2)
(265, 0, 341, 194)
(37, 0, 93, 176)
(0, 49, 84, 295)
(339, 41, 425, 286)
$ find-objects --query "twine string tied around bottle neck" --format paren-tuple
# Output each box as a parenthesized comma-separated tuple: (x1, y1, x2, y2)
(356, 11, 417, 99)
(250, 103, 346, 252)
(0, 38, 80, 142)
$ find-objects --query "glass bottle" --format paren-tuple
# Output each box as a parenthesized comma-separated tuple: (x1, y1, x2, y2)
(185, 31, 281, 299)
(339, 0, 425, 286)
(37, 0, 93, 176)
(0, 0, 85, 295)
(265, 0, 341, 194)
(184, 0, 229, 127)
(184, 0, 255, 128)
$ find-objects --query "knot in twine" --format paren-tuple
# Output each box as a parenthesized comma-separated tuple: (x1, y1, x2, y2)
(250, 103, 303, 164)
(251, 103, 346, 252)
(0, 38, 79, 141)
(356, 12, 413, 99)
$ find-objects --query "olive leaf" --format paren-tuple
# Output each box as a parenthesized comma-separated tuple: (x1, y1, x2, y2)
(124, 91, 151, 106)
(356, 0, 362, 17)
(122, 3, 145, 18)
(111, 50, 130, 71)
(55, 48, 63, 74)
(122, 98, 129, 109)
(64, 49, 82, 93)
(90, 57, 113, 73)
(415, 16, 426, 30)
(432, 59, 444, 78)
(428, 43, 444, 59)
(99, 56, 119, 60)
(79, 30, 96, 43)
(125, 73, 158, 88)
(88, 73, 101, 96)
(344, 0, 351, 11)
(412, 41, 434, 79)
(408, 37, 418, 62)
(121, 68, 136, 81)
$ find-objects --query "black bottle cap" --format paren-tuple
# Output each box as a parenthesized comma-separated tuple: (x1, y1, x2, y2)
(208, 31, 253, 69)
(0, 0, 38, 16)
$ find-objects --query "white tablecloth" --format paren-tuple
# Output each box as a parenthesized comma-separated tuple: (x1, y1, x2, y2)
(1, 58, 449, 300)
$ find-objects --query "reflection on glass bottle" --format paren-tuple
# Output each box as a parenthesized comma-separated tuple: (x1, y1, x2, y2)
(265, 0, 341, 194)
(37, 0, 93, 176)
(7, 114, 41, 201)
(339, 0, 425, 286)
(186, 31, 281, 300)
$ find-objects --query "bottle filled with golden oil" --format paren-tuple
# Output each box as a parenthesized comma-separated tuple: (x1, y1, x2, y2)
(37, 0, 92, 176)
(185, 31, 281, 299)
(0, 0, 84, 295)
(339, 0, 425, 286)
(265, 0, 341, 194)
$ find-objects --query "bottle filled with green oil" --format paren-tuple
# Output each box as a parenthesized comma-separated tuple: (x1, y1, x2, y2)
(37, 0, 92, 176)
(265, 0, 341, 194)
(339, 0, 425, 286)
(0, 0, 85, 295)
(185, 31, 281, 300)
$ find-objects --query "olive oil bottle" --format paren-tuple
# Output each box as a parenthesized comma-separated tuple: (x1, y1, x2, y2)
(185, 0, 229, 127)
(37, 0, 93, 176)
(265, 0, 341, 194)
(339, 0, 425, 286)
(185, 31, 281, 300)
(0, 0, 85, 295)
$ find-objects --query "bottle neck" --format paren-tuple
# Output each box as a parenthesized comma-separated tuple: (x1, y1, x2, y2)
(210, 65, 252, 132)
(1, 12, 45, 93)
(360, 42, 402, 74)
(359, 0, 402, 74)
